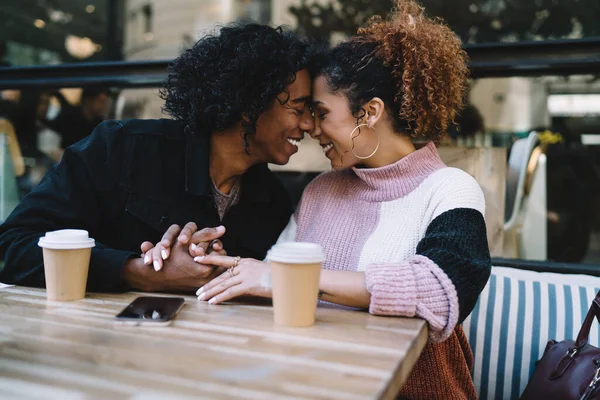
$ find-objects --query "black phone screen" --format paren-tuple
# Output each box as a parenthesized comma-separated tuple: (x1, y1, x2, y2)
(115, 296, 185, 322)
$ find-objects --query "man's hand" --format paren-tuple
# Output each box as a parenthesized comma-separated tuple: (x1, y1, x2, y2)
(140, 223, 226, 271)
(123, 241, 225, 293)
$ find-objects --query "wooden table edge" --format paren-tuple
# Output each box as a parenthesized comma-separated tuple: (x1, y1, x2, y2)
(377, 320, 429, 400)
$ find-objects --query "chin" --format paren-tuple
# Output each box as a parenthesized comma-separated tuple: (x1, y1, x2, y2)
(270, 154, 291, 166)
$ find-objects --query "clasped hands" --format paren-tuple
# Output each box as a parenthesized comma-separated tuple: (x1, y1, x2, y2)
(137, 222, 271, 304)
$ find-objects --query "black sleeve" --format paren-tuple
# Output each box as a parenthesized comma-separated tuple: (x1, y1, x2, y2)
(0, 120, 137, 291)
(416, 207, 492, 323)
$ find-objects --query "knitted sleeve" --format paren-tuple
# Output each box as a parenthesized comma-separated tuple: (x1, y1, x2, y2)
(365, 172, 491, 343)
(365, 209, 490, 342)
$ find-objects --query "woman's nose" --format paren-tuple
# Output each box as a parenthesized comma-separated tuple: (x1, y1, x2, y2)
(310, 118, 321, 139)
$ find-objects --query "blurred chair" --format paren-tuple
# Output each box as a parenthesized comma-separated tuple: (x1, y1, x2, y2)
(0, 118, 24, 177)
(0, 130, 21, 223)
(503, 131, 547, 260)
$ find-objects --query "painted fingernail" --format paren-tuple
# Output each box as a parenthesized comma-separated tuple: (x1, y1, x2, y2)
(161, 249, 168, 260)
(153, 260, 161, 271)
(208, 298, 216, 305)
(194, 256, 205, 262)
(216, 226, 225, 232)
(191, 243, 197, 252)
(198, 292, 206, 300)
(180, 235, 188, 242)
(195, 286, 204, 296)
(144, 254, 151, 265)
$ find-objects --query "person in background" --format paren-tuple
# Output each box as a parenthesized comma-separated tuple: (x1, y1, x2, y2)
(446, 102, 485, 146)
(0, 23, 315, 294)
(0, 90, 19, 125)
(543, 123, 600, 263)
(0, 41, 18, 121)
(47, 86, 110, 149)
(179, 2, 490, 398)
(10, 90, 61, 195)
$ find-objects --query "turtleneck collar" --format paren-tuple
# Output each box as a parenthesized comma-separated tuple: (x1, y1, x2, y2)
(350, 142, 446, 201)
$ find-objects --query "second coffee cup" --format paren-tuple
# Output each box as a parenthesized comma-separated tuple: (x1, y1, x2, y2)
(38, 229, 95, 301)
(266, 242, 325, 327)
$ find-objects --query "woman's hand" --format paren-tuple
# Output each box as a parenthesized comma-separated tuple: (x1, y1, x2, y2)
(195, 254, 272, 304)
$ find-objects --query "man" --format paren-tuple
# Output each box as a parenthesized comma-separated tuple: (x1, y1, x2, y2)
(0, 23, 314, 293)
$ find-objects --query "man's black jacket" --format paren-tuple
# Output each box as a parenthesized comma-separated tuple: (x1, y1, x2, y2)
(0, 119, 293, 291)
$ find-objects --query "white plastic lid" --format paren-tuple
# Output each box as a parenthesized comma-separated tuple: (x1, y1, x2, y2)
(38, 229, 95, 250)
(266, 242, 325, 264)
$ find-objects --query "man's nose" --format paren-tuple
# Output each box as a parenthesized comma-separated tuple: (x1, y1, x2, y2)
(300, 106, 315, 134)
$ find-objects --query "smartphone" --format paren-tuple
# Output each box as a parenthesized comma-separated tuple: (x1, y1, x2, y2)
(115, 296, 185, 326)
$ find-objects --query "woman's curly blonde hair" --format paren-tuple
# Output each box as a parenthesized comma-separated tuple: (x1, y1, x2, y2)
(318, 0, 469, 142)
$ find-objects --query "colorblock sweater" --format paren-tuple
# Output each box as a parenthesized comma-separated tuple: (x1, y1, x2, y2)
(278, 142, 491, 399)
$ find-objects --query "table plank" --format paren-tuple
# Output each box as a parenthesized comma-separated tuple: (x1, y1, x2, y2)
(0, 286, 428, 400)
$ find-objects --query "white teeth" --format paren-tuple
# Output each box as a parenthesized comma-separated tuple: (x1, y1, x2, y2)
(287, 138, 301, 147)
(322, 143, 333, 153)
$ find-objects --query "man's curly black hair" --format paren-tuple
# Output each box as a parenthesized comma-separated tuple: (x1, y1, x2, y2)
(160, 22, 313, 148)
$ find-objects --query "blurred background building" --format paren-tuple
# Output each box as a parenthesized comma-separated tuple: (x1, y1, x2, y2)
(3, 0, 599, 137)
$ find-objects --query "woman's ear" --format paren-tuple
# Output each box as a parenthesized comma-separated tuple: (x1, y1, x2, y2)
(363, 97, 385, 128)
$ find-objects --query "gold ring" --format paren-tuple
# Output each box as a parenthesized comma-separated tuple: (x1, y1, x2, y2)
(233, 256, 240, 268)
(228, 267, 235, 278)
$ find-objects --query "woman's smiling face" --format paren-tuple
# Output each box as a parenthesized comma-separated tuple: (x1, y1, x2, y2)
(311, 75, 379, 170)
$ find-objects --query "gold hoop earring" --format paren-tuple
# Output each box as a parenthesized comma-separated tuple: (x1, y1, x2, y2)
(348, 124, 379, 160)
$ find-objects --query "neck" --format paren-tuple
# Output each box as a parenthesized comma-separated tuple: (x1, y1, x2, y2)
(361, 125, 416, 168)
(209, 126, 261, 193)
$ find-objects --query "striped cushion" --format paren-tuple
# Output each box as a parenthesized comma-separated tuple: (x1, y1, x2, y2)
(462, 266, 600, 400)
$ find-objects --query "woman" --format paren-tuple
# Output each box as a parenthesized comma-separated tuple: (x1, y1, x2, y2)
(181, 2, 488, 397)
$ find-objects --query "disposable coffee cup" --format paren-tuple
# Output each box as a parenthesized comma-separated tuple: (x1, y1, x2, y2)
(38, 229, 95, 301)
(266, 242, 325, 327)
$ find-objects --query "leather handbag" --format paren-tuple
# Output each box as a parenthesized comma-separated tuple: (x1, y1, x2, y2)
(521, 290, 600, 399)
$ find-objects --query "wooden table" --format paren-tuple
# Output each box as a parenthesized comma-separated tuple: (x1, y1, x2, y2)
(0, 286, 428, 400)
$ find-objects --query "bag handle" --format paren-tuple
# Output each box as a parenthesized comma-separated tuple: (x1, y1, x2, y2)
(575, 290, 600, 350)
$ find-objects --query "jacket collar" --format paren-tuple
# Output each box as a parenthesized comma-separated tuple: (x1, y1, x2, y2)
(185, 135, 212, 197)
(185, 134, 272, 203)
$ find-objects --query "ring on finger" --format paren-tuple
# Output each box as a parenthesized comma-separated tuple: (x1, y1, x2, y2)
(206, 239, 219, 254)
(227, 256, 241, 278)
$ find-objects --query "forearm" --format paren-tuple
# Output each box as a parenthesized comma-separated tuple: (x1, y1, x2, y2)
(87, 244, 138, 292)
(122, 257, 153, 292)
(318, 269, 371, 309)
(0, 230, 46, 287)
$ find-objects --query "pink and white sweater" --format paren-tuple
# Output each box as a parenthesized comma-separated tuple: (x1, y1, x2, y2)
(278, 142, 492, 343)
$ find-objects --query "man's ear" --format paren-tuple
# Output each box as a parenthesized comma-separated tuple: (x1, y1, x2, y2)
(363, 97, 385, 128)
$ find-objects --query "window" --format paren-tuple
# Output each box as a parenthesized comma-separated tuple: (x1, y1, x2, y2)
(289, 0, 600, 45)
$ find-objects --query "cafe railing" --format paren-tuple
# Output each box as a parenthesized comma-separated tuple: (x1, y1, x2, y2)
(1, 37, 600, 89)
